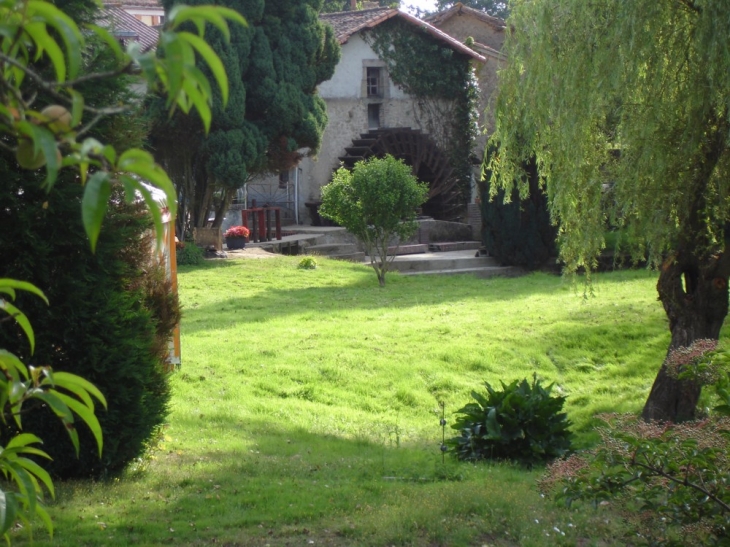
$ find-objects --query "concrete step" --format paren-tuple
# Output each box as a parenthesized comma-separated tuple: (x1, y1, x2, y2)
(400, 265, 521, 277)
(305, 243, 359, 255)
(328, 252, 366, 263)
(428, 241, 481, 252)
(387, 255, 500, 273)
(387, 244, 429, 255)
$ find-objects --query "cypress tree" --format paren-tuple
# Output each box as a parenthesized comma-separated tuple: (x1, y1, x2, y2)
(150, 0, 340, 233)
(481, 150, 556, 269)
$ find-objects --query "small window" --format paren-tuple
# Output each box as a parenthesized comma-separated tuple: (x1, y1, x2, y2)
(278, 170, 290, 189)
(366, 67, 382, 97)
(368, 103, 381, 129)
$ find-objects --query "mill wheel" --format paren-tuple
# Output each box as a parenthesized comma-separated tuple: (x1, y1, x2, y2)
(337, 128, 464, 221)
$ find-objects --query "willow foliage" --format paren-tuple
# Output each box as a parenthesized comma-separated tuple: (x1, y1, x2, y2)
(488, 0, 730, 274)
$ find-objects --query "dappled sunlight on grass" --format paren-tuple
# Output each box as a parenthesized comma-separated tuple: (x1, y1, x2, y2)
(25, 257, 689, 546)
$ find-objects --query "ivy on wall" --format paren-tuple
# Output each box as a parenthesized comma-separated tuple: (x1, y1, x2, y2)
(366, 18, 479, 214)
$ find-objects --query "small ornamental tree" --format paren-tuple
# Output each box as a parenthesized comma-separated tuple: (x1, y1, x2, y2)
(319, 155, 428, 287)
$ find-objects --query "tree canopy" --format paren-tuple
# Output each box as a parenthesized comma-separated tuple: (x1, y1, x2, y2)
(434, 0, 508, 19)
(320, 0, 396, 12)
(151, 0, 340, 233)
(488, 0, 730, 421)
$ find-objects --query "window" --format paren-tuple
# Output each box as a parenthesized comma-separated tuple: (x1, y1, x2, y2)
(366, 67, 382, 97)
(368, 103, 381, 129)
(278, 170, 290, 189)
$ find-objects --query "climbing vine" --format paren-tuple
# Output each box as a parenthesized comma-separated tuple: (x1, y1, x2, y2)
(366, 18, 479, 216)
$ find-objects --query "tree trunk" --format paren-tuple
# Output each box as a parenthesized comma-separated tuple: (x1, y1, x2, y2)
(211, 187, 237, 228)
(642, 114, 730, 422)
(642, 250, 729, 422)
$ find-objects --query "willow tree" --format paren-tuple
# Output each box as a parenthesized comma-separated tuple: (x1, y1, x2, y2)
(151, 0, 340, 234)
(488, 0, 730, 422)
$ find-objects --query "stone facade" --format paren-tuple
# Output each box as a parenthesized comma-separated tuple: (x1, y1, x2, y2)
(248, 8, 486, 226)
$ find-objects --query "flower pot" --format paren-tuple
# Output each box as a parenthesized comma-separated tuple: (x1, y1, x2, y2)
(225, 236, 247, 250)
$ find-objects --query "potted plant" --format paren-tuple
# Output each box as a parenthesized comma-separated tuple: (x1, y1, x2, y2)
(224, 225, 250, 250)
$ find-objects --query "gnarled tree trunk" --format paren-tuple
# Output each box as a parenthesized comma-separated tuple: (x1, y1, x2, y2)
(642, 250, 729, 422)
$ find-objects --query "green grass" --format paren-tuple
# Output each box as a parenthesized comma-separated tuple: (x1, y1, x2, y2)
(20, 257, 691, 546)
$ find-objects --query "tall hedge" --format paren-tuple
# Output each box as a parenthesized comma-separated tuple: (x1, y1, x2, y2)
(0, 163, 178, 478)
(481, 152, 557, 269)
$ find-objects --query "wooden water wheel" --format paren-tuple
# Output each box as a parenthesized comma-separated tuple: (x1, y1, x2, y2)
(337, 128, 464, 221)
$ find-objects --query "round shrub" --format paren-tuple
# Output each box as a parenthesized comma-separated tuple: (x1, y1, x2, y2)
(449, 375, 573, 466)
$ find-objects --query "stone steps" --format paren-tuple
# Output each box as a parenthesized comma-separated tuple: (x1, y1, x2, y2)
(386, 255, 500, 273)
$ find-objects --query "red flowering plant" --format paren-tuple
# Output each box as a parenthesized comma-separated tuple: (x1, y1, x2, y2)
(224, 225, 250, 238)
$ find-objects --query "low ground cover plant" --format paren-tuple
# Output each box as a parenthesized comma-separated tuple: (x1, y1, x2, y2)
(540, 343, 730, 546)
(449, 375, 573, 466)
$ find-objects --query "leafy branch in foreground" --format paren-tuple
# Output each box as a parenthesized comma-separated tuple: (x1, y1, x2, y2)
(0, 0, 245, 250)
(0, 280, 106, 541)
(0, 0, 245, 541)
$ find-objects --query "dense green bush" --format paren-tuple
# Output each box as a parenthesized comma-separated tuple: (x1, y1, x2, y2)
(176, 240, 205, 266)
(449, 376, 573, 466)
(0, 172, 179, 478)
(481, 149, 557, 269)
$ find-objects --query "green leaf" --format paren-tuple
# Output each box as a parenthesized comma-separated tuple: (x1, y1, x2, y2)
(4, 461, 37, 515)
(34, 501, 53, 538)
(167, 5, 247, 39)
(0, 280, 47, 304)
(31, 392, 78, 454)
(0, 300, 34, 354)
(81, 171, 112, 253)
(17, 121, 59, 188)
(68, 89, 84, 129)
(160, 34, 185, 105)
(23, 22, 66, 81)
(485, 407, 501, 438)
(27, 0, 83, 80)
(178, 31, 229, 105)
(6, 434, 43, 451)
(0, 491, 18, 538)
(50, 371, 107, 409)
(85, 23, 125, 63)
(54, 392, 103, 457)
(181, 76, 211, 132)
(14, 458, 54, 499)
(0, 350, 29, 381)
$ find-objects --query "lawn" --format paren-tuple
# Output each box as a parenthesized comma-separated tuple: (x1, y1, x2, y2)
(20, 256, 701, 546)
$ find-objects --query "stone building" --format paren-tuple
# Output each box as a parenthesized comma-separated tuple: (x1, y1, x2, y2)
(246, 6, 486, 226)
(425, 3, 506, 233)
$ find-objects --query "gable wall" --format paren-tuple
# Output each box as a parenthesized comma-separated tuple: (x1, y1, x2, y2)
(431, 15, 505, 147)
(249, 32, 447, 224)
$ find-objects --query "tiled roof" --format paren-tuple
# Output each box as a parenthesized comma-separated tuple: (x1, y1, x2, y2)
(424, 2, 506, 31)
(320, 7, 485, 62)
(99, 5, 159, 52)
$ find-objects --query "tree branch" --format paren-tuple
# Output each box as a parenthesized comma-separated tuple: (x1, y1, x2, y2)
(0, 52, 133, 116)
(632, 458, 730, 513)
